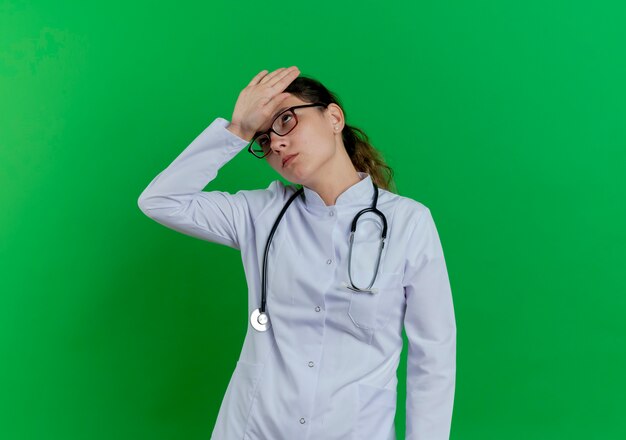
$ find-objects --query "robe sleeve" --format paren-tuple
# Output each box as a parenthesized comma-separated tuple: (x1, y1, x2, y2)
(403, 207, 457, 439)
(137, 117, 280, 250)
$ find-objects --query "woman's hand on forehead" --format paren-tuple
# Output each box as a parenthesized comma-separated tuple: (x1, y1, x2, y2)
(230, 66, 300, 139)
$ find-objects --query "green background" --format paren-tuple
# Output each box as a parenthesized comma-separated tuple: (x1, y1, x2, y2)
(1, 1, 625, 438)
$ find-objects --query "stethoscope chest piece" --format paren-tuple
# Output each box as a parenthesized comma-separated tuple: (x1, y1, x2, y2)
(250, 308, 270, 332)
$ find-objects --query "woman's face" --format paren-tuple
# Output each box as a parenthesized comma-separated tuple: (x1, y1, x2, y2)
(262, 96, 344, 185)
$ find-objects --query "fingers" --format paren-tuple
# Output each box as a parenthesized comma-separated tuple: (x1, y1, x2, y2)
(247, 67, 281, 87)
(257, 66, 299, 87)
(260, 67, 286, 84)
(247, 69, 268, 87)
(243, 67, 299, 128)
(270, 92, 291, 107)
(257, 67, 285, 85)
(267, 66, 300, 89)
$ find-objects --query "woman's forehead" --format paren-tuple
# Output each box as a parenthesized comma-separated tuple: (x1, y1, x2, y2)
(274, 96, 307, 114)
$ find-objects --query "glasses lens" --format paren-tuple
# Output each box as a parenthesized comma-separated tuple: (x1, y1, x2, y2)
(273, 109, 297, 135)
(251, 134, 271, 158)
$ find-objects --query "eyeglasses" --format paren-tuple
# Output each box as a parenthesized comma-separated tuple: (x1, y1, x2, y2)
(247, 103, 327, 159)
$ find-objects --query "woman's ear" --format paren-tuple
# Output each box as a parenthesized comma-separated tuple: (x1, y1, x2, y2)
(326, 103, 345, 131)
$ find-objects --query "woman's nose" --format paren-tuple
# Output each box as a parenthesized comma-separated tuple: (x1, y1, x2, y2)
(270, 132, 288, 152)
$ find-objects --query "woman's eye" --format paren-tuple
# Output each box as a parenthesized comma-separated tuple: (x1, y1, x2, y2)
(281, 114, 292, 123)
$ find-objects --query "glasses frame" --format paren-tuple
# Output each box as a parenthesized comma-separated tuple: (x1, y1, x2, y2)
(247, 102, 328, 159)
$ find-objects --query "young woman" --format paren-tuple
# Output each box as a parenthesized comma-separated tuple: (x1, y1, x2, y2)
(138, 66, 456, 440)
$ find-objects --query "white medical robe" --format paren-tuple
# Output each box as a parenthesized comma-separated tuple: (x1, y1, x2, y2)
(137, 117, 457, 439)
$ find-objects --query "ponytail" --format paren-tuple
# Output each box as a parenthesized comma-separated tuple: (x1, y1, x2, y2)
(342, 122, 397, 193)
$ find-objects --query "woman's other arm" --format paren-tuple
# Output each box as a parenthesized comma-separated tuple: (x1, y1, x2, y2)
(403, 207, 457, 439)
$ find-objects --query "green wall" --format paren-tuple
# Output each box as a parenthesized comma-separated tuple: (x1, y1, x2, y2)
(1, 1, 625, 438)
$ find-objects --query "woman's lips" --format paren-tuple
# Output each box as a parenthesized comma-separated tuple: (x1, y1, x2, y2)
(283, 154, 298, 167)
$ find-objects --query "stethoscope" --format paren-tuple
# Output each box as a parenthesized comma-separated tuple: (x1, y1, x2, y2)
(250, 180, 388, 332)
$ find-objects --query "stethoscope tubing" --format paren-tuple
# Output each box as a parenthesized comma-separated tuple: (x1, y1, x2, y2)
(252, 181, 386, 332)
(260, 187, 304, 314)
